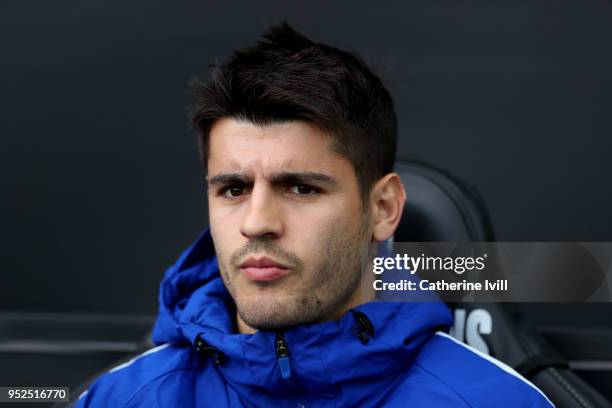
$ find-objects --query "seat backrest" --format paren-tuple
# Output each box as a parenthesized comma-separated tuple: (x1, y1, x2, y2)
(394, 161, 495, 242)
(393, 160, 612, 408)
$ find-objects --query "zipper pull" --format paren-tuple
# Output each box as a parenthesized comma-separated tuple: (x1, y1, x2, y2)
(275, 332, 292, 381)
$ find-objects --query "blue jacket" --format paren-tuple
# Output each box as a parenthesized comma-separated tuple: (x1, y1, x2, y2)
(75, 229, 554, 407)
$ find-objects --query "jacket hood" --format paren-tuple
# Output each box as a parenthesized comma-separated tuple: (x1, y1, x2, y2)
(151, 229, 453, 402)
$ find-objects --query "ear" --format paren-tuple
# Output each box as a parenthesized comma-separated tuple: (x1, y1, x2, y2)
(369, 173, 407, 242)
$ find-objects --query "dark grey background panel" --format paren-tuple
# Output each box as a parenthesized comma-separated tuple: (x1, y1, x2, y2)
(1, 1, 611, 316)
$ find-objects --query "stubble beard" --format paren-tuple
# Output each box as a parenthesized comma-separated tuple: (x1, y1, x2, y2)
(216, 214, 373, 331)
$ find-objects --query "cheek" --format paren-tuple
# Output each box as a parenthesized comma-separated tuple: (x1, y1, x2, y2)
(288, 215, 346, 267)
(286, 195, 360, 242)
(209, 201, 237, 230)
(209, 204, 242, 243)
(209, 220, 235, 264)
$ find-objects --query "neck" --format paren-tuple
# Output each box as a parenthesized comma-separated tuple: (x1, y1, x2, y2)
(237, 316, 257, 334)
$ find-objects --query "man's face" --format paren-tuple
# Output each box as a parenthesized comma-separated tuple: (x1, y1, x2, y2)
(207, 118, 374, 331)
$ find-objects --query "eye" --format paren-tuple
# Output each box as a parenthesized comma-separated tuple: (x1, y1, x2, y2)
(221, 186, 246, 199)
(288, 184, 318, 195)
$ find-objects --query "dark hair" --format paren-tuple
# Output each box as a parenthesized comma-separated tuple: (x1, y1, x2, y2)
(190, 22, 397, 202)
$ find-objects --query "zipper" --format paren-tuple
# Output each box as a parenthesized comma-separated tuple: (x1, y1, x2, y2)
(275, 332, 292, 381)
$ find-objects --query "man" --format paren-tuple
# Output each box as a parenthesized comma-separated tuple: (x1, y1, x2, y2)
(75, 23, 553, 407)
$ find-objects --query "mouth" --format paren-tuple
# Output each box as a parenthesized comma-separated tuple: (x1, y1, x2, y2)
(239, 256, 292, 282)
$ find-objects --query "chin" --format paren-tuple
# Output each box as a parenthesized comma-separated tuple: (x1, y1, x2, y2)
(236, 293, 318, 331)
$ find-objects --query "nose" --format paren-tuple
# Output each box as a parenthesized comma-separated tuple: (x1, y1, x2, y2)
(240, 184, 284, 240)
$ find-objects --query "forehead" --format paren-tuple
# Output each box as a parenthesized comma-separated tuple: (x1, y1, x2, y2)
(207, 118, 354, 176)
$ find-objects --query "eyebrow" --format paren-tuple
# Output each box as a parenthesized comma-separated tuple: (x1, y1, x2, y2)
(207, 171, 338, 188)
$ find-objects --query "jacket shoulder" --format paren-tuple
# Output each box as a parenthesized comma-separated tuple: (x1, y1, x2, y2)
(73, 343, 200, 408)
(398, 332, 555, 407)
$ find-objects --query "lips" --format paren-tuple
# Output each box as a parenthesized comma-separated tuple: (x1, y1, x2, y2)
(239, 256, 291, 282)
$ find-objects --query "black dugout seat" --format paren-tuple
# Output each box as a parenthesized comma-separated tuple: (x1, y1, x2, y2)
(394, 160, 612, 408)
(61, 160, 610, 408)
